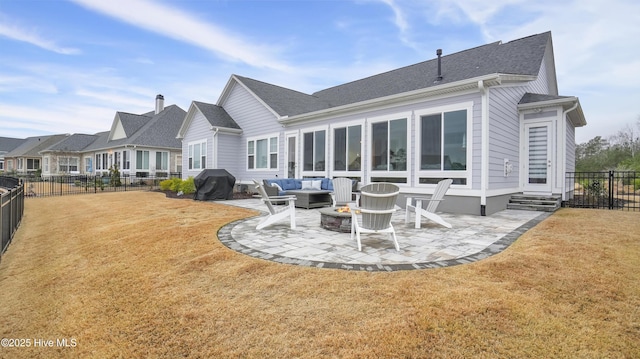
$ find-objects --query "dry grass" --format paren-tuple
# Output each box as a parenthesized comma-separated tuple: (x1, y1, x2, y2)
(0, 191, 639, 358)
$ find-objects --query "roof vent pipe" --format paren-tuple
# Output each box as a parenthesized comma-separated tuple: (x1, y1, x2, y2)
(436, 49, 443, 81)
(155, 94, 164, 114)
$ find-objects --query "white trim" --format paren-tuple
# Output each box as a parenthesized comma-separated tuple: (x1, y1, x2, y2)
(366, 111, 411, 186)
(300, 125, 330, 178)
(246, 132, 280, 172)
(413, 102, 473, 189)
(187, 139, 207, 171)
(284, 131, 300, 178)
(329, 118, 365, 180)
(479, 81, 489, 206)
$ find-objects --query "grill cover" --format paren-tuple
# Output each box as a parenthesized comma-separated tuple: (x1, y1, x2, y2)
(193, 169, 235, 200)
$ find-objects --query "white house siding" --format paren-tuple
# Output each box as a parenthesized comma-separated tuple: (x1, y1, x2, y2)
(564, 117, 576, 199)
(528, 52, 553, 95)
(487, 85, 527, 191)
(181, 109, 213, 179)
(222, 82, 282, 182)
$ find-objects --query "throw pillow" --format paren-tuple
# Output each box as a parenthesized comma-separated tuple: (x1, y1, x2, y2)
(301, 180, 314, 190)
(311, 180, 322, 190)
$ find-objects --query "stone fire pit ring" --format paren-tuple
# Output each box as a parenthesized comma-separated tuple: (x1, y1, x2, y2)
(319, 207, 355, 233)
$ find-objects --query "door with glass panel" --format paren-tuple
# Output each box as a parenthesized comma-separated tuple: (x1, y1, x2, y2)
(285, 133, 298, 178)
(523, 122, 552, 193)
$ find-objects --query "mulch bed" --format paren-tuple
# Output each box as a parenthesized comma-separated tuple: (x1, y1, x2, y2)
(157, 190, 254, 200)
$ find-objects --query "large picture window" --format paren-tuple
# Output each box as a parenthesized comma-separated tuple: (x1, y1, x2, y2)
(371, 118, 407, 172)
(333, 125, 362, 172)
(189, 140, 206, 170)
(156, 151, 169, 171)
(417, 106, 470, 186)
(247, 135, 278, 170)
(58, 157, 79, 173)
(303, 130, 326, 172)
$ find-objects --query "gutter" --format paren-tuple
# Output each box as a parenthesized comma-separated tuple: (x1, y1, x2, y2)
(278, 74, 534, 125)
(560, 101, 579, 201)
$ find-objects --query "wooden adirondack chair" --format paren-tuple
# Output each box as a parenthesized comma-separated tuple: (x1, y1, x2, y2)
(349, 183, 400, 251)
(253, 179, 297, 230)
(330, 177, 360, 207)
(405, 178, 453, 229)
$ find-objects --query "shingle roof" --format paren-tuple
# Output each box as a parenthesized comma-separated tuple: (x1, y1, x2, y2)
(519, 93, 572, 104)
(193, 101, 241, 130)
(5, 134, 69, 157)
(117, 112, 151, 137)
(43, 133, 100, 152)
(236, 32, 551, 117)
(0, 137, 26, 153)
(127, 105, 186, 148)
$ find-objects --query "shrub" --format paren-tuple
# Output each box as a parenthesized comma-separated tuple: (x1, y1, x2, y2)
(160, 179, 173, 191)
(170, 177, 182, 192)
(181, 177, 195, 195)
(635, 178, 640, 191)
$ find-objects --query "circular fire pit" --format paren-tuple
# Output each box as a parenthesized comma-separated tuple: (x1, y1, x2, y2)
(319, 207, 354, 233)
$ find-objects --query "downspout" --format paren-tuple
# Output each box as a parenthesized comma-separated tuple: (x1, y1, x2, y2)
(479, 80, 489, 216)
(561, 101, 579, 201)
(211, 127, 219, 169)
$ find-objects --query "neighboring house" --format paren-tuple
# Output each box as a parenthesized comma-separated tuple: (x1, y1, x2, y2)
(178, 31, 586, 215)
(40, 133, 102, 176)
(0, 137, 26, 172)
(3, 134, 69, 175)
(81, 95, 186, 178)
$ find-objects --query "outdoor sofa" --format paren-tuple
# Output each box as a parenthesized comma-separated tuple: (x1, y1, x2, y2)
(263, 178, 354, 209)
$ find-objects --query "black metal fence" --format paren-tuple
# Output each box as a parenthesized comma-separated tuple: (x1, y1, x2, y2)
(21, 174, 180, 198)
(1, 176, 25, 261)
(565, 171, 639, 211)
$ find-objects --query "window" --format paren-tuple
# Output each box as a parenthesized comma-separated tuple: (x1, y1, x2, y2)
(156, 151, 168, 171)
(136, 150, 150, 170)
(43, 158, 49, 172)
(58, 157, 79, 173)
(85, 157, 92, 173)
(247, 136, 278, 170)
(176, 155, 182, 172)
(114, 152, 121, 170)
(303, 130, 325, 171)
(371, 118, 407, 172)
(27, 158, 40, 170)
(189, 140, 206, 170)
(417, 106, 470, 186)
(420, 110, 467, 171)
(122, 150, 130, 170)
(17, 158, 23, 170)
(333, 125, 362, 172)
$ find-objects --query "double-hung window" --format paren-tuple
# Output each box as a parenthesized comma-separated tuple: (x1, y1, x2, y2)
(416, 105, 470, 186)
(247, 135, 278, 170)
(58, 157, 79, 173)
(369, 115, 409, 184)
(188, 140, 207, 170)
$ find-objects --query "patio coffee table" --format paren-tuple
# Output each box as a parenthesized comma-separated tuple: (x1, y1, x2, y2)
(286, 190, 332, 209)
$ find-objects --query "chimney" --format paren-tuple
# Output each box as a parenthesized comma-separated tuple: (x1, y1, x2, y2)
(155, 94, 164, 114)
(436, 49, 443, 81)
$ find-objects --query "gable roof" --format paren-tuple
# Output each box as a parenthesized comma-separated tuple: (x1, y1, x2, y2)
(177, 101, 242, 138)
(0, 137, 26, 153)
(113, 112, 151, 139)
(41, 133, 101, 153)
(230, 32, 553, 120)
(4, 134, 69, 157)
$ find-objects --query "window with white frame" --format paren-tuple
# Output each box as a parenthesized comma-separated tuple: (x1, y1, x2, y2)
(303, 129, 326, 172)
(175, 155, 182, 172)
(136, 150, 150, 170)
(333, 124, 362, 172)
(156, 151, 168, 171)
(17, 158, 23, 170)
(370, 116, 408, 183)
(58, 157, 79, 173)
(189, 140, 207, 170)
(416, 106, 470, 185)
(43, 157, 49, 172)
(85, 157, 92, 173)
(247, 135, 278, 170)
(114, 151, 121, 170)
(122, 150, 130, 170)
(27, 158, 40, 170)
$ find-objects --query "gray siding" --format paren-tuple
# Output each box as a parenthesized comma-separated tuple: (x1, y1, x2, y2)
(216, 133, 241, 179)
(565, 117, 576, 198)
(487, 85, 527, 190)
(182, 109, 212, 179)
(222, 82, 282, 182)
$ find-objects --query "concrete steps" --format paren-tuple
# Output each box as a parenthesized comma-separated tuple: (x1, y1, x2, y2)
(507, 194, 561, 212)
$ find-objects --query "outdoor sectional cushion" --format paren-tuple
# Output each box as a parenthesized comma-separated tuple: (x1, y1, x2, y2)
(264, 178, 334, 196)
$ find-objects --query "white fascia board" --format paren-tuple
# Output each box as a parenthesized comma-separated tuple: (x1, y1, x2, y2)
(278, 73, 534, 125)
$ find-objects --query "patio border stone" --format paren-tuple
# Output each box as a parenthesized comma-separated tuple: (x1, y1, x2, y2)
(216, 211, 551, 272)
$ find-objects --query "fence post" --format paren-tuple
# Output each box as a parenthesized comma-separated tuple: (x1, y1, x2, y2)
(608, 170, 614, 210)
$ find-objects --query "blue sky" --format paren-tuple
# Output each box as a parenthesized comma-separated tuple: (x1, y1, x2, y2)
(1, 0, 638, 144)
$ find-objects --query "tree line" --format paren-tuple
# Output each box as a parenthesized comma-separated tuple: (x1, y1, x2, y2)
(576, 118, 640, 172)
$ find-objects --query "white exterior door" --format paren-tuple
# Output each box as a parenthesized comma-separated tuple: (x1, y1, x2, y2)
(524, 122, 553, 193)
(285, 132, 299, 178)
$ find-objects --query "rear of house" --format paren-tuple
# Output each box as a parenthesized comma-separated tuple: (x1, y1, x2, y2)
(178, 31, 586, 215)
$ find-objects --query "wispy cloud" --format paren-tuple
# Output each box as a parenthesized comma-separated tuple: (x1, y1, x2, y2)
(70, 0, 292, 72)
(0, 16, 81, 55)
